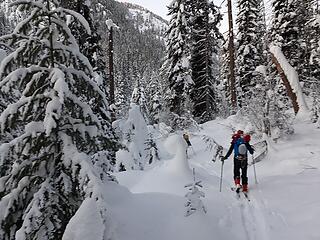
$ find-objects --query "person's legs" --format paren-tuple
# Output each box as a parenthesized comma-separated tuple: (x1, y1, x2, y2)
(233, 159, 241, 186)
(241, 160, 248, 191)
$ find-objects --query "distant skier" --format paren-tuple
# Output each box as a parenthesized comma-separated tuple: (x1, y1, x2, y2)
(183, 133, 192, 147)
(221, 130, 254, 192)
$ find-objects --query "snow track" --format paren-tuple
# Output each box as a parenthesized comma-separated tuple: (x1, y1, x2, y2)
(238, 196, 269, 240)
(189, 126, 274, 240)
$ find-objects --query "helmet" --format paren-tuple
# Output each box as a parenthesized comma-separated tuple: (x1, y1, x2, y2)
(232, 133, 239, 139)
(243, 134, 251, 142)
(237, 130, 244, 135)
(232, 133, 240, 143)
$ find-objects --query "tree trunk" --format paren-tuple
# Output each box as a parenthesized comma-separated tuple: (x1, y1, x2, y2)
(227, 0, 237, 108)
(47, 0, 54, 68)
(271, 53, 299, 114)
(108, 26, 115, 121)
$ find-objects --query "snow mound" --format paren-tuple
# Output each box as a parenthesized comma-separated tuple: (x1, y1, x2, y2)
(116, 134, 192, 195)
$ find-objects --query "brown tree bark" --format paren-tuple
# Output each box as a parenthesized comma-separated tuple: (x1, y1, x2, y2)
(227, 0, 237, 108)
(271, 53, 299, 114)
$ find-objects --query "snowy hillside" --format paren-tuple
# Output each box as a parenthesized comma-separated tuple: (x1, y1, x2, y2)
(97, 118, 320, 240)
(122, 2, 168, 36)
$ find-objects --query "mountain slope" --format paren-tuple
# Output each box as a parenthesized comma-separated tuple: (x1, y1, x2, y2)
(123, 2, 168, 37)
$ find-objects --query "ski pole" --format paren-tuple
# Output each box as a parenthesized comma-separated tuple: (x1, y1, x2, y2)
(219, 158, 224, 192)
(252, 155, 258, 184)
(191, 146, 196, 155)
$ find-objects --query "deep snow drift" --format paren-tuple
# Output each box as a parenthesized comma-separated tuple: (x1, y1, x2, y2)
(66, 118, 320, 240)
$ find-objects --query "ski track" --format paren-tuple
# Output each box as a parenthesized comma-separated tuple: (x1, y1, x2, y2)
(190, 133, 273, 240)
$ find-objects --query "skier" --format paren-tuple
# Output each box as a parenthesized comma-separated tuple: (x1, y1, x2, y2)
(221, 130, 254, 192)
(183, 133, 192, 147)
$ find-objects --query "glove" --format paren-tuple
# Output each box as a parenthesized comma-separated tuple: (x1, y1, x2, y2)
(221, 156, 227, 162)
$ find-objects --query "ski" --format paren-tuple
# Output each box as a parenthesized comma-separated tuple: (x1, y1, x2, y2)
(231, 187, 241, 199)
(231, 187, 241, 191)
(242, 192, 250, 201)
(231, 187, 250, 201)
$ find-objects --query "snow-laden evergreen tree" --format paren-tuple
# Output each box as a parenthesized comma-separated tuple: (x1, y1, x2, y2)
(144, 131, 160, 165)
(131, 82, 149, 124)
(0, 8, 9, 114)
(162, 0, 193, 119)
(0, 9, 10, 36)
(0, 1, 117, 239)
(308, 2, 320, 81)
(189, 0, 222, 123)
(235, 0, 264, 107)
(121, 103, 149, 170)
(61, 0, 107, 82)
(270, 0, 309, 92)
(220, 37, 233, 116)
(256, 0, 268, 64)
(114, 49, 134, 118)
(144, 71, 164, 125)
(308, 9, 320, 125)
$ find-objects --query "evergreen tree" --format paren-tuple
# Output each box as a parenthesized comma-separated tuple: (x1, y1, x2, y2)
(61, 0, 107, 82)
(114, 49, 134, 118)
(121, 103, 149, 170)
(144, 132, 160, 165)
(220, 37, 233, 116)
(256, 0, 268, 63)
(270, 0, 309, 92)
(0, 1, 117, 238)
(162, 0, 193, 118)
(308, 8, 320, 124)
(308, 3, 320, 83)
(235, 0, 264, 107)
(131, 82, 149, 124)
(144, 71, 164, 125)
(0, 10, 10, 36)
(189, 0, 222, 123)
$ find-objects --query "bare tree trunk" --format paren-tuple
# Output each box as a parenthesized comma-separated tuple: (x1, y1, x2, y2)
(227, 0, 237, 108)
(47, 0, 54, 68)
(108, 26, 115, 121)
(271, 53, 299, 114)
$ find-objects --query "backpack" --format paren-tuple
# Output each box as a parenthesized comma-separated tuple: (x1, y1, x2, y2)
(234, 137, 247, 160)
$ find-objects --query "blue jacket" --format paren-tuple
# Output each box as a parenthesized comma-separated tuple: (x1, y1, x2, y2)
(225, 138, 254, 159)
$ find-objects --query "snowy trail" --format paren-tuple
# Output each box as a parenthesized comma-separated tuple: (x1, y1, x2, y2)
(187, 135, 273, 240)
(113, 120, 320, 240)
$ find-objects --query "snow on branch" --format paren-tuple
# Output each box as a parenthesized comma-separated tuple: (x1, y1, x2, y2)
(61, 8, 91, 35)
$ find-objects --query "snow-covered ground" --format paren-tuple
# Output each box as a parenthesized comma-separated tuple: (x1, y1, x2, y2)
(78, 119, 320, 240)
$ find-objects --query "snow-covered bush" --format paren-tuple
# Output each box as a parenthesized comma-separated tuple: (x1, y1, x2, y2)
(184, 169, 206, 217)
